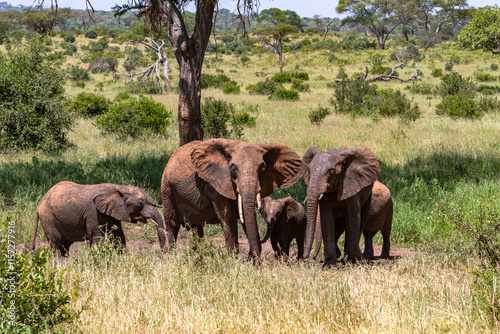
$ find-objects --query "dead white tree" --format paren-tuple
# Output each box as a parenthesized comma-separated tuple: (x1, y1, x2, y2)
(117, 38, 173, 93)
(335, 58, 422, 83)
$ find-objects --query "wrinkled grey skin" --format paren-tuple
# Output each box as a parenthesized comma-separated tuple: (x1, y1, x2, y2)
(303, 146, 381, 268)
(312, 180, 393, 260)
(33, 181, 166, 256)
(161, 139, 304, 262)
(259, 196, 306, 260)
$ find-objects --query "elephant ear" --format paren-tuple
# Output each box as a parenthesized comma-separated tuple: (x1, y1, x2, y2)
(284, 197, 300, 224)
(94, 190, 131, 222)
(257, 142, 304, 197)
(302, 147, 323, 186)
(334, 147, 381, 201)
(190, 139, 237, 200)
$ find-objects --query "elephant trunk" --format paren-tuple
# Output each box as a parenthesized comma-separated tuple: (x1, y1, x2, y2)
(261, 218, 275, 244)
(239, 179, 261, 262)
(148, 209, 168, 251)
(304, 186, 322, 259)
(312, 210, 323, 259)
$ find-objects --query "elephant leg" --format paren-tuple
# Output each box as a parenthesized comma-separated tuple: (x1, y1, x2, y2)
(362, 231, 375, 259)
(334, 221, 345, 259)
(271, 235, 282, 258)
(296, 235, 304, 260)
(162, 187, 181, 250)
(61, 241, 73, 257)
(111, 223, 126, 248)
(344, 198, 364, 262)
(320, 204, 337, 268)
(212, 197, 239, 254)
(381, 214, 392, 258)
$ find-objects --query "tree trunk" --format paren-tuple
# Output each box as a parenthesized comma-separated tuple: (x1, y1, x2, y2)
(278, 35, 283, 73)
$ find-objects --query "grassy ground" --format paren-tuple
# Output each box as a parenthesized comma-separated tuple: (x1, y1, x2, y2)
(1, 35, 499, 331)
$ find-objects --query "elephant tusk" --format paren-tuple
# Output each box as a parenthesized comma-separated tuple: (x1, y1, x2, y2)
(319, 193, 323, 201)
(148, 218, 159, 226)
(238, 193, 244, 224)
(256, 193, 261, 210)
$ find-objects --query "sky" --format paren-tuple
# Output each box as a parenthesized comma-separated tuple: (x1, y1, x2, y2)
(4, 0, 499, 18)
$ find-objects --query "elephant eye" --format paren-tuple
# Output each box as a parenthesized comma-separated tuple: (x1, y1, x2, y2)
(259, 163, 266, 174)
(328, 169, 336, 177)
(230, 163, 238, 179)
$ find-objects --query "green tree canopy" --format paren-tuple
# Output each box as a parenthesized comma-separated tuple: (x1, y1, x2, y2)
(458, 5, 500, 54)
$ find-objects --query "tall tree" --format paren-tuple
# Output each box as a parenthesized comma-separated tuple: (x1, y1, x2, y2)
(458, 5, 500, 54)
(256, 8, 300, 72)
(415, 0, 471, 35)
(42, 0, 256, 146)
(336, 0, 400, 50)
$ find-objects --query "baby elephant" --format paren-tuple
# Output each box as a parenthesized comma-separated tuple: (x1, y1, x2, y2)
(313, 180, 393, 260)
(259, 196, 306, 260)
(33, 181, 166, 256)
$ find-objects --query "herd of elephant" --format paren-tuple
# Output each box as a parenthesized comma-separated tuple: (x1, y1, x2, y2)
(33, 138, 393, 267)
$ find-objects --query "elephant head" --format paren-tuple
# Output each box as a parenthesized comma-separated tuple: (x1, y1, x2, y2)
(259, 196, 300, 244)
(302, 146, 381, 259)
(93, 185, 166, 248)
(190, 139, 304, 259)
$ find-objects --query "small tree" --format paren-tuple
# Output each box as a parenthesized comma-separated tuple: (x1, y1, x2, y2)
(0, 37, 73, 152)
(458, 5, 500, 54)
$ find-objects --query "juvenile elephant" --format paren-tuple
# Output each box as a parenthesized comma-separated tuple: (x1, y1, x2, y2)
(259, 196, 306, 260)
(33, 181, 166, 256)
(312, 180, 393, 260)
(302, 146, 381, 267)
(161, 139, 304, 260)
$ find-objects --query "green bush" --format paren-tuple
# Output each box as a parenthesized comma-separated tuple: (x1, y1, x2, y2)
(0, 217, 81, 332)
(201, 98, 257, 139)
(0, 37, 73, 152)
(478, 95, 500, 113)
(330, 78, 377, 116)
(491, 63, 499, 71)
(268, 87, 300, 101)
(270, 72, 292, 83)
(201, 73, 237, 89)
(444, 60, 454, 71)
(64, 34, 75, 43)
(474, 71, 497, 82)
(123, 47, 144, 71)
(240, 55, 250, 64)
(371, 65, 389, 75)
(406, 82, 435, 95)
(94, 94, 172, 138)
(436, 94, 483, 119)
(439, 72, 477, 99)
(246, 80, 281, 95)
(67, 65, 90, 81)
(62, 42, 77, 56)
(308, 105, 330, 125)
(431, 68, 443, 77)
(291, 71, 309, 81)
(125, 79, 163, 94)
(84, 30, 98, 39)
(222, 83, 240, 94)
(89, 56, 118, 73)
(66, 92, 110, 117)
(291, 78, 310, 92)
(374, 89, 421, 122)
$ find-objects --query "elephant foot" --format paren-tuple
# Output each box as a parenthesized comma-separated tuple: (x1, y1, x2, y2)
(322, 261, 338, 269)
(363, 250, 375, 260)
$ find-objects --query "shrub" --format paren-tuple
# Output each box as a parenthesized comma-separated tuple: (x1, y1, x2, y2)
(270, 72, 292, 83)
(201, 98, 256, 139)
(89, 56, 118, 73)
(330, 78, 377, 116)
(436, 94, 483, 119)
(474, 71, 497, 82)
(67, 65, 90, 81)
(431, 68, 443, 77)
(222, 83, 240, 94)
(444, 60, 454, 71)
(89, 38, 109, 53)
(0, 217, 81, 332)
(478, 95, 500, 113)
(291, 78, 310, 92)
(268, 87, 300, 101)
(407, 82, 435, 95)
(340, 34, 375, 50)
(246, 80, 281, 95)
(62, 42, 77, 55)
(66, 92, 110, 117)
(64, 34, 75, 43)
(439, 72, 477, 99)
(371, 65, 389, 75)
(309, 105, 330, 125)
(240, 55, 250, 64)
(125, 79, 163, 94)
(201, 73, 237, 90)
(94, 94, 172, 138)
(491, 63, 499, 71)
(84, 30, 98, 39)
(0, 37, 73, 152)
(328, 53, 337, 63)
(123, 47, 143, 71)
(374, 89, 421, 122)
(291, 71, 309, 81)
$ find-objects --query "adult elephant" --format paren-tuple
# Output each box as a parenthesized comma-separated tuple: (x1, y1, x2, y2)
(311, 180, 393, 260)
(33, 181, 166, 256)
(302, 146, 381, 267)
(161, 139, 304, 260)
(259, 196, 306, 260)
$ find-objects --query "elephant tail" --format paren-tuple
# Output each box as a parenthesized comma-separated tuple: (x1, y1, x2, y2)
(32, 211, 39, 255)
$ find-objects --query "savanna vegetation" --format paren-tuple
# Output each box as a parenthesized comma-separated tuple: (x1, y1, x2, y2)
(0, 1, 500, 332)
